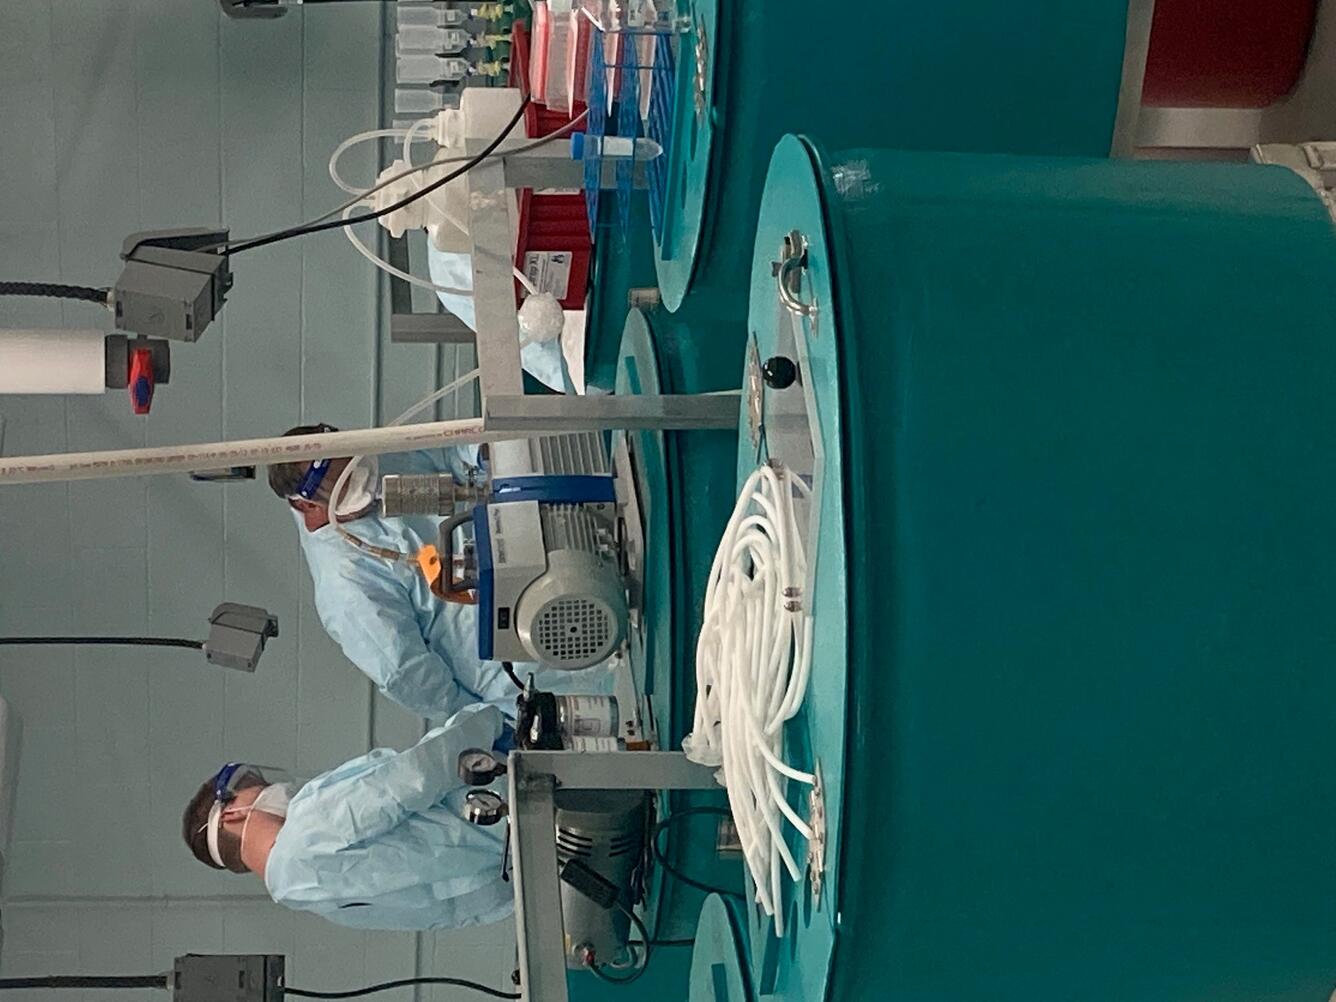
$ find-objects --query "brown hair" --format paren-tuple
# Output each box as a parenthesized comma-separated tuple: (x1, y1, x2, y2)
(266, 424, 338, 499)
(181, 775, 264, 874)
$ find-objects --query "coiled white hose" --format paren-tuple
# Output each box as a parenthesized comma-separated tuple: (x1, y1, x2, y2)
(685, 462, 815, 936)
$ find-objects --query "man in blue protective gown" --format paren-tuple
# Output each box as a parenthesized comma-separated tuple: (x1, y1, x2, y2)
(268, 425, 613, 720)
(182, 704, 512, 931)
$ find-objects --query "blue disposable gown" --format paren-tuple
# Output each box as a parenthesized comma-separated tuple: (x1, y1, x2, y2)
(264, 704, 512, 931)
(426, 247, 574, 393)
(297, 447, 615, 719)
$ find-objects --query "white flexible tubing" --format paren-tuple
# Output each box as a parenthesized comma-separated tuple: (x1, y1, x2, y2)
(401, 124, 541, 297)
(330, 127, 412, 195)
(327, 367, 481, 560)
(687, 462, 817, 935)
(341, 204, 474, 296)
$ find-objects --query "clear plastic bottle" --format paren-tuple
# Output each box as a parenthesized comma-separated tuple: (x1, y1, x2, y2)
(396, 4, 469, 29)
(396, 25, 471, 55)
(396, 53, 471, 84)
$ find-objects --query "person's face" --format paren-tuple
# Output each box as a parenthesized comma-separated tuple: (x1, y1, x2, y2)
(219, 785, 262, 837)
(287, 457, 352, 532)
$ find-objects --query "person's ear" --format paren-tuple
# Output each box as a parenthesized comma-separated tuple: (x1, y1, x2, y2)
(290, 497, 330, 532)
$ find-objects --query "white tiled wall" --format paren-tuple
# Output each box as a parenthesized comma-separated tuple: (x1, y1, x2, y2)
(0, 3, 506, 1001)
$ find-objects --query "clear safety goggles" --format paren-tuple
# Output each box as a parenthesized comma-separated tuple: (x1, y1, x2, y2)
(203, 763, 297, 868)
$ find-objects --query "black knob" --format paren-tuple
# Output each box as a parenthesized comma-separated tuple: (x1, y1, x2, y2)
(762, 356, 798, 390)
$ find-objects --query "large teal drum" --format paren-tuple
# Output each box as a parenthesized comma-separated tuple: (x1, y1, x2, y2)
(718, 135, 1336, 1001)
(653, 0, 1142, 315)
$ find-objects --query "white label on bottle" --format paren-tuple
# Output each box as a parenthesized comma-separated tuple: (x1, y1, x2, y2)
(523, 251, 573, 300)
(569, 736, 621, 752)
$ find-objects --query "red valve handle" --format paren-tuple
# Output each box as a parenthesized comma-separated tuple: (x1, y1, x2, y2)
(128, 347, 155, 415)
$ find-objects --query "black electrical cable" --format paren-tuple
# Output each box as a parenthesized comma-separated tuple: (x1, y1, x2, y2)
(501, 661, 525, 691)
(653, 806, 745, 900)
(631, 939, 695, 948)
(0, 974, 515, 1000)
(0, 976, 168, 990)
(0, 637, 203, 650)
(220, 99, 531, 258)
(588, 903, 652, 986)
(0, 282, 109, 305)
(284, 978, 518, 1001)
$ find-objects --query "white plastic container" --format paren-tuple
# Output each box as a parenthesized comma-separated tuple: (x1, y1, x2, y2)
(395, 87, 446, 115)
(396, 3, 469, 28)
(397, 53, 471, 84)
(397, 25, 471, 55)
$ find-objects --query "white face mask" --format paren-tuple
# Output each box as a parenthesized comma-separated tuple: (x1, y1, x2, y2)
(237, 782, 295, 856)
(206, 782, 295, 869)
(334, 458, 379, 518)
(250, 782, 294, 819)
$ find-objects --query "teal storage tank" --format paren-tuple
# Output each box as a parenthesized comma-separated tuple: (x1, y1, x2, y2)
(715, 135, 1336, 1001)
(652, 0, 1146, 315)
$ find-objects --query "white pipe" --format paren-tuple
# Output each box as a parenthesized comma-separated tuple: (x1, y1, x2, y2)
(0, 418, 495, 485)
(0, 331, 106, 395)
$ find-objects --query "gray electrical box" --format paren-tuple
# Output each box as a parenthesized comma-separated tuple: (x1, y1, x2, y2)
(113, 229, 232, 342)
(173, 955, 284, 1002)
(204, 603, 279, 672)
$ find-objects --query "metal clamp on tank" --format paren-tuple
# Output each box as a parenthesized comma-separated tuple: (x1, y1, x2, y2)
(772, 228, 817, 319)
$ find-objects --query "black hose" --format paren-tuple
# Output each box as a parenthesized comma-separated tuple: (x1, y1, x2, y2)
(588, 904, 652, 985)
(0, 282, 108, 305)
(501, 661, 525, 691)
(0, 974, 515, 1000)
(222, 100, 530, 257)
(0, 637, 203, 650)
(0, 976, 168, 990)
(285, 979, 518, 1001)
(653, 807, 745, 900)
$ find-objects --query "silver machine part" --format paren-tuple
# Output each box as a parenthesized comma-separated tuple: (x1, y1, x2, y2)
(513, 505, 626, 669)
(384, 432, 611, 516)
(490, 431, 612, 479)
(509, 751, 719, 1002)
(556, 695, 620, 741)
(553, 788, 648, 970)
(381, 472, 485, 517)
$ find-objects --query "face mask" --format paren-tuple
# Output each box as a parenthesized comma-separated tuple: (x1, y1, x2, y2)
(334, 458, 379, 518)
(250, 782, 294, 819)
(237, 782, 295, 855)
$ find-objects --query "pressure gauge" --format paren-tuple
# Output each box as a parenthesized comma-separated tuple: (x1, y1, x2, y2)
(465, 789, 508, 826)
(458, 748, 506, 786)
